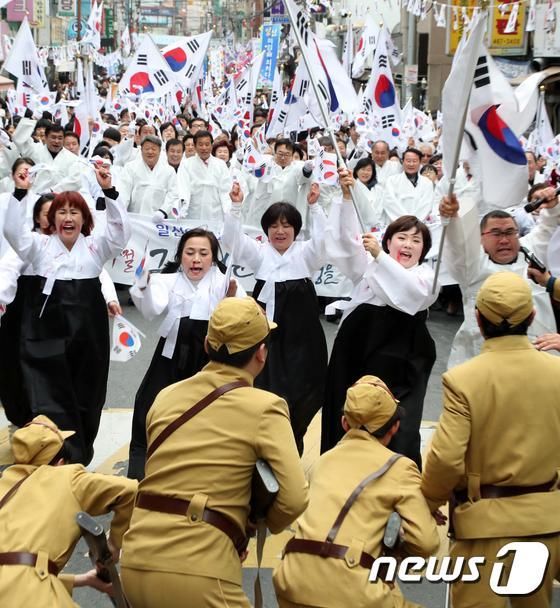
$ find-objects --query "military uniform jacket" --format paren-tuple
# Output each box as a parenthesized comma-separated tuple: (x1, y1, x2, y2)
(0, 464, 137, 608)
(121, 361, 309, 585)
(273, 430, 440, 608)
(422, 335, 560, 539)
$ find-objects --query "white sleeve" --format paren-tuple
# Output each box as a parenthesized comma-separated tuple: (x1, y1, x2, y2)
(354, 181, 382, 230)
(301, 204, 327, 271)
(443, 195, 484, 288)
(521, 204, 560, 262)
(221, 206, 263, 271)
(91, 194, 131, 263)
(99, 268, 118, 304)
(11, 118, 43, 162)
(325, 197, 368, 284)
(160, 171, 181, 217)
(176, 161, 192, 214)
(129, 274, 171, 320)
(112, 138, 135, 167)
(365, 252, 439, 314)
(3, 194, 46, 266)
(0, 248, 26, 307)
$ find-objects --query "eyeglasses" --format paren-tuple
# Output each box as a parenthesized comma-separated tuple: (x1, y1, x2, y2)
(481, 228, 519, 239)
(275, 151, 291, 158)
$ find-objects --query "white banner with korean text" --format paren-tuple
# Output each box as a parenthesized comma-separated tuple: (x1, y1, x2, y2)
(100, 213, 355, 297)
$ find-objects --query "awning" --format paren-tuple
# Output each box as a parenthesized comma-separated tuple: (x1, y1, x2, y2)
(0, 75, 15, 91)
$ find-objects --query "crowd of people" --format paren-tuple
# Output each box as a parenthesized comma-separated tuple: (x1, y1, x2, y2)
(1, 88, 560, 607)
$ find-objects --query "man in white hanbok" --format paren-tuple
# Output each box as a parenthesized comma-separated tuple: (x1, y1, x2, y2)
(242, 139, 313, 229)
(176, 130, 232, 224)
(440, 187, 560, 369)
(372, 140, 401, 187)
(120, 135, 181, 220)
(381, 148, 435, 225)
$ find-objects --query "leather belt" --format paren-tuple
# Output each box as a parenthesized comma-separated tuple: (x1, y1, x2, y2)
(0, 552, 59, 575)
(455, 479, 556, 504)
(284, 538, 375, 570)
(136, 492, 248, 555)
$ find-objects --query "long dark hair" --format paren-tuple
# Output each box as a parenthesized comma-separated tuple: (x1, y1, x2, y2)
(162, 227, 226, 274)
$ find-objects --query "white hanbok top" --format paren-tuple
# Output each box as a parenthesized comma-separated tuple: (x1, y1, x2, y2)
(221, 202, 327, 320)
(120, 156, 180, 217)
(3, 193, 130, 302)
(325, 198, 438, 321)
(130, 265, 246, 358)
(381, 172, 435, 225)
(177, 155, 232, 222)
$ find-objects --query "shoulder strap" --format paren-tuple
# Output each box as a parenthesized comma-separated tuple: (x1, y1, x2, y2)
(0, 472, 33, 510)
(325, 453, 402, 544)
(146, 380, 249, 460)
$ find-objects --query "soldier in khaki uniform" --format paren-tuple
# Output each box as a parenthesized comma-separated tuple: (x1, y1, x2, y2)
(120, 296, 309, 608)
(0, 415, 137, 607)
(422, 272, 560, 607)
(273, 375, 440, 608)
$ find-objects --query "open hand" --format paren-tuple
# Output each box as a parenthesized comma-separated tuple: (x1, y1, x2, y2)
(307, 182, 320, 205)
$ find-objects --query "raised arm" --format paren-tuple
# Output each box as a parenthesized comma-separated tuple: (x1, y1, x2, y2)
(221, 182, 263, 271)
(3, 171, 46, 266)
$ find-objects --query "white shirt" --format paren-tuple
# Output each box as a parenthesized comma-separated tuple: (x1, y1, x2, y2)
(381, 172, 435, 224)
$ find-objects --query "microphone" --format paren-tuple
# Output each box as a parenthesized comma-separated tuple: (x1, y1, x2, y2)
(524, 186, 560, 213)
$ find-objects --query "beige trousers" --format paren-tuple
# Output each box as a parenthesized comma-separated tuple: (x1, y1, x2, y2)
(121, 567, 251, 608)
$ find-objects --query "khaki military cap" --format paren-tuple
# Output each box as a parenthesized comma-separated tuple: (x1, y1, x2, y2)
(476, 271, 533, 327)
(344, 375, 400, 434)
(207, 297, 277, 354)
(12, 415, 75, 465)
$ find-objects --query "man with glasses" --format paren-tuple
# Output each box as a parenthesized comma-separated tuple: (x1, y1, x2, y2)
(439, 188, 560, 367)
(242, 138, 313, 229)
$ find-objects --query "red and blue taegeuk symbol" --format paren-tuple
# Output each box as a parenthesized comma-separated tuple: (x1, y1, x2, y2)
(129, 71, 154, 94)
(119, 332, 135, 347)
(164, 47, 187, 72)
(477, 105, 526, 165)
(39, 95, 50, 106)
(374, 75, 395, 109)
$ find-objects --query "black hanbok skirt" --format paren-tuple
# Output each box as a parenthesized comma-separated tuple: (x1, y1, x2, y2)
(127, 317, 208, 480)
(253, 278, 328, 454)
(321, 303, 436, 469)
(18, 275, 109, 465)
(0, 276, 33, 427)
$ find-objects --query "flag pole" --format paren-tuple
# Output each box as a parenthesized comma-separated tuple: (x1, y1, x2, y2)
(282, 0, 367, 233)
(431, 10, 487, 294)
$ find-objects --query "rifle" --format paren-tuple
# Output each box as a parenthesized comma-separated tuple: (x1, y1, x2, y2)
(76, 511, 129, 608)
(250, 459, 279, 608)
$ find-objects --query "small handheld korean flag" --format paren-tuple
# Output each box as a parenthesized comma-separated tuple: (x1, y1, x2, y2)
(111, 315, 146, 362)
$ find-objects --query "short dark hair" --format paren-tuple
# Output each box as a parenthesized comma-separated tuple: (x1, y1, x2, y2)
(382, 215, 432, 263)
(45, 123, 64, 137)
(480, 210, 516, 232)
(353, 157, 377, 188)
(261, 202, 302, 238)
(212, 140, 232, 158)
(183, 132, 194, 144)
(63, 131, 80, 144)
(190, 117, 208, 128)
(193, 130, 213, 144)
(274, 138, 295, 153)
(403, 147, 423, 161)
(91, 145, 114, 163)
(477, 310, 533, 338)
(528, 182, 548, 202)
(32, 193, 56, 231)
(34, 118, 52, 132)
(103, 127, 121, 143)
(206, 335, 270, 368)
(166, 138, 184, 152)
(12, 157, 35, 175)
(160, 121, 178, 138)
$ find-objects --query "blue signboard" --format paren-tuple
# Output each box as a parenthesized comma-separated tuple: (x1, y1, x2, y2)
(260, 24, 281, 87)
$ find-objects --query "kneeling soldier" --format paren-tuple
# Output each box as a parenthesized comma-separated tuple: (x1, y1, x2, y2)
(274, 376, 440, 608)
